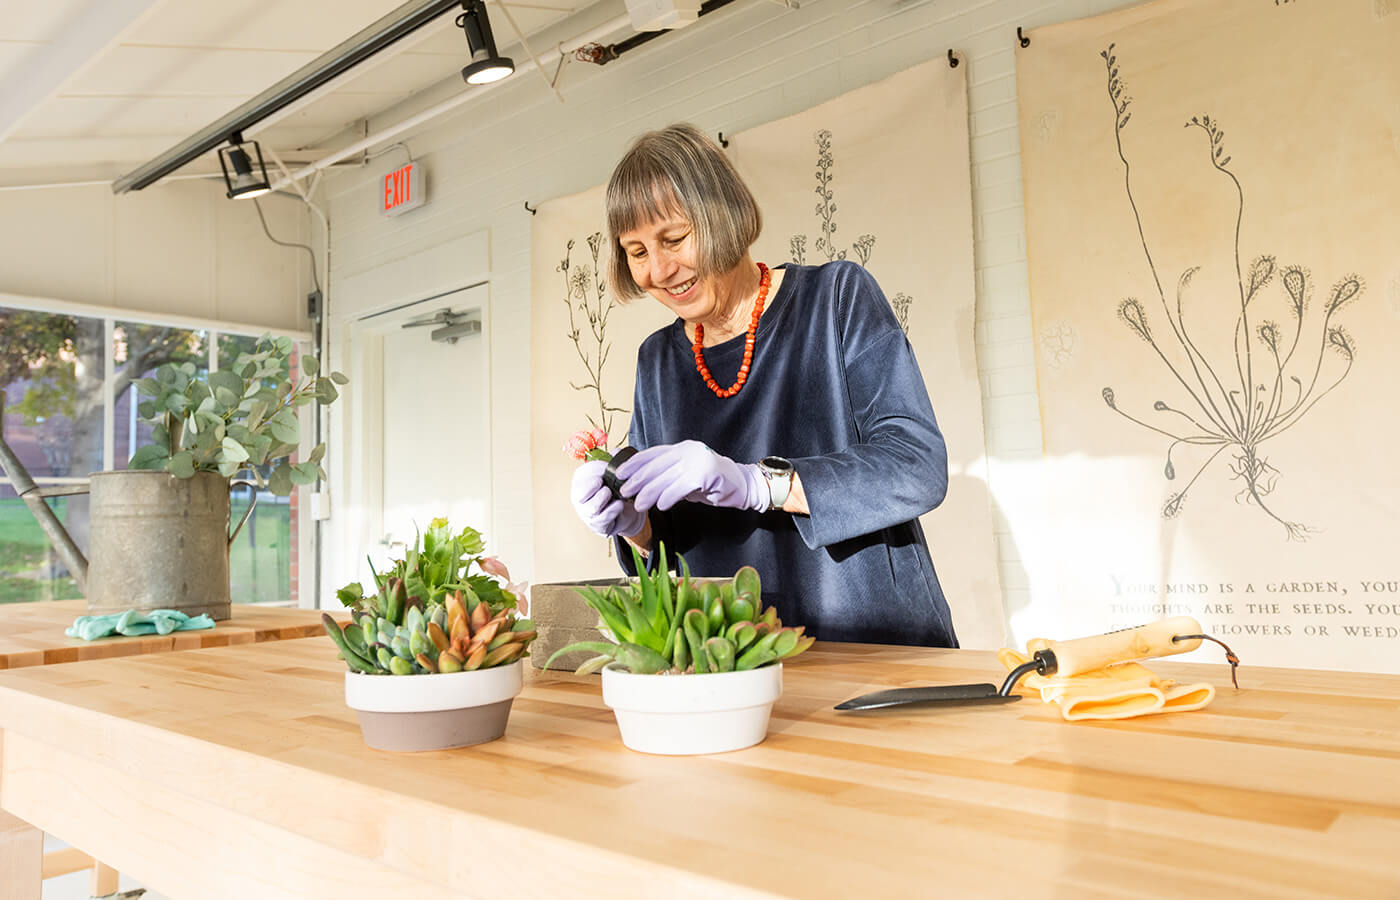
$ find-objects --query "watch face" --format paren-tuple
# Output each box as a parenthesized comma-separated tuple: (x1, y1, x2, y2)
(760, 456, 794, 473)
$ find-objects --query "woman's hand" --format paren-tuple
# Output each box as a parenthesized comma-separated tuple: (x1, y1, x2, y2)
(571, 460, 647, 537)
(616, 440, 767, 512)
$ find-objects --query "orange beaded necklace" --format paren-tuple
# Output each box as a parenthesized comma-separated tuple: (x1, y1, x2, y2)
(692, 262, 770, 399)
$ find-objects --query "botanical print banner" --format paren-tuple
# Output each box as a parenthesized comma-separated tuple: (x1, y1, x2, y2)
(1019, 0, 1400, 671)
(531, 58, 1004, 648)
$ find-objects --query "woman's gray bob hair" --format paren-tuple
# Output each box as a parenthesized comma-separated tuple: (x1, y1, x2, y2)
(605, 123, 761, 300)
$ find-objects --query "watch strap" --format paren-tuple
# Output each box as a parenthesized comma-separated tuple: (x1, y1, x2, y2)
(759, 457, 794, 511)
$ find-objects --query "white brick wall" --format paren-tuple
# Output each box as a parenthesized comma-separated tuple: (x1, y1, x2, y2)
(321, 0, 1144, 644)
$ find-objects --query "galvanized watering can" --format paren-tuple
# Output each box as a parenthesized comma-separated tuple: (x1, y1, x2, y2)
(0, 404, 254, 621)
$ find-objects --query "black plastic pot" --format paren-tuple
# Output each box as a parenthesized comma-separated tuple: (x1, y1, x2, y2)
(602, 446, 639, 500)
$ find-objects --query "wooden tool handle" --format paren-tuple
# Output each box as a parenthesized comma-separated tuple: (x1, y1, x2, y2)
(1041, 617, 1203, 676)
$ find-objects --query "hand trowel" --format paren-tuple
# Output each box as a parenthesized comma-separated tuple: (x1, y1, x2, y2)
(834, 616, 1211, 711)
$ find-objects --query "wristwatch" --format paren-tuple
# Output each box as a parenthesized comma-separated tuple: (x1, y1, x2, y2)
(758, 456, 795, 511)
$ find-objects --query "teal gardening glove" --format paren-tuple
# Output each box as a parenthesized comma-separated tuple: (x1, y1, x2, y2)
(66, 609, 217, 641)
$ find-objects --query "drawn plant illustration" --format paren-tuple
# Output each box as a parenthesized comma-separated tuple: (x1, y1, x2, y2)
(559, 232, 627, 437)
(789, 129, 914, 333)
(1098, 44, 1364, 541)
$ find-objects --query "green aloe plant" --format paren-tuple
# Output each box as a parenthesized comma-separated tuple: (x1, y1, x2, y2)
(545, 543, 814, 675)
(128, 334, 346, 495)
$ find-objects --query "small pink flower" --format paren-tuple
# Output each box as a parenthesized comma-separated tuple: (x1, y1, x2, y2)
(563, 427, 610, 461)
(506, 580, 530, 616)
(479, 556, 510, 580)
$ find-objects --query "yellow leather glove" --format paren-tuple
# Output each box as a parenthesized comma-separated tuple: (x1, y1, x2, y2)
(998, 641, 1214, 721)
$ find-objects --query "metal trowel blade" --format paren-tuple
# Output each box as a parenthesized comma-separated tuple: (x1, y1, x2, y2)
(834, 682, 1022, 711)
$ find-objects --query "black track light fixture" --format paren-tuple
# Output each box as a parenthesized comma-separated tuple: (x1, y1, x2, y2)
(217, 133, 272, 199)
(457, 0, 514, 85)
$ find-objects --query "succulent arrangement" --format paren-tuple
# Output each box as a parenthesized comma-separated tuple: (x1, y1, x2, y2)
(129, 334, 346, 495)
(546, 544, 814, 675)
(324, 519, 536, 675)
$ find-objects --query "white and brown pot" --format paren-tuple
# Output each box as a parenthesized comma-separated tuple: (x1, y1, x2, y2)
(345, 660, 523, 752)
(601, 662, 783, 755)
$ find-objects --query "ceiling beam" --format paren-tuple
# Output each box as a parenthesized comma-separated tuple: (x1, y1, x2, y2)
(111, 0, 465, 194)
(0, 0, 167, 143)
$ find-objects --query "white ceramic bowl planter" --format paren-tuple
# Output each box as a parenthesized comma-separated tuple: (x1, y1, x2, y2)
(601, 662, 783, 755)
(345, 660, 523, 752)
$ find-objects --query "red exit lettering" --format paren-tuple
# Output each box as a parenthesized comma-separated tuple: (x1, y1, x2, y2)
(379, 162, 424, 216)
(383, 165, 413, 210)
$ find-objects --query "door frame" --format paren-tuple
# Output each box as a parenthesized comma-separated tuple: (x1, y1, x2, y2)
(338, 284, 492, 589)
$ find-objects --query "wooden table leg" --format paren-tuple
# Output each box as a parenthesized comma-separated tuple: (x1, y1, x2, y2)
(91, 859, 120, 896)
(0, 809, 42, 900)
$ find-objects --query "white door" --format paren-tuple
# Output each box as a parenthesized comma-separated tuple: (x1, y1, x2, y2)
(359, 285, 491, 574)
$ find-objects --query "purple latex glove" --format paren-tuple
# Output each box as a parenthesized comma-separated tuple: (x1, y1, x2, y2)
(571, 460, 647, 537)
(616, 440, 767, 512)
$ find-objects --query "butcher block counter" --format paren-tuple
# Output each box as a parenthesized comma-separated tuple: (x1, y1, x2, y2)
(0, 599, 343, 669)
(0, 639, 1397, 899)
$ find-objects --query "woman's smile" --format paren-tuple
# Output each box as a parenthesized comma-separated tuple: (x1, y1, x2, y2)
(664, 276, 698, 299)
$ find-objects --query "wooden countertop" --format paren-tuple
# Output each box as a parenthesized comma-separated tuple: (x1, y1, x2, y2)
(0, 640, 1397, 899)
(0, 599, 342, 669)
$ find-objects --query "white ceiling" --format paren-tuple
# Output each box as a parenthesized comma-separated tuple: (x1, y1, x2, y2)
(0, 0, 603, 188)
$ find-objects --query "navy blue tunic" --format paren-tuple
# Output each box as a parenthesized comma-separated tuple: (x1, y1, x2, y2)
(618, 260, 957, 648)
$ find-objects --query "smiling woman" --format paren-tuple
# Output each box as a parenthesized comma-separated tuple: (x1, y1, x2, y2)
(567, 123, 960, 650)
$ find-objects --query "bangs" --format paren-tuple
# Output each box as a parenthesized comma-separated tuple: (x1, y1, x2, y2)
(606, 165, 684, 241)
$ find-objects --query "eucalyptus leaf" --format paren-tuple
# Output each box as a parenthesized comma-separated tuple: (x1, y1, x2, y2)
(220, 437, 250, 462)
(214, 386, 239, 408)
(168, 451, 196, 478)
(137, 400, 157, 419)
(302, 356, 318, 374)
(208, 369, 240, 395)
(330, 371, 349, 385)
(308, 443, 326, 464)
(137, 377, 162, 397)
(268, 462, 294, 496)
(128, 445, 168, 470)
(268, 419, 298, 445)
(290, 462, 320, 485)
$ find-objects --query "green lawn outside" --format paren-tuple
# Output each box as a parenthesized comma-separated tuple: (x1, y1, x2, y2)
(0, 496, 290, 605)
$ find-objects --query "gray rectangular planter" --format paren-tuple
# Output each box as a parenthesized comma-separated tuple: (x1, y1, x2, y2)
(530, 579, 626, 671)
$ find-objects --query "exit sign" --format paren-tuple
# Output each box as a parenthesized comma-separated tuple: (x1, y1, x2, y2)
(381, 162, 425, 216)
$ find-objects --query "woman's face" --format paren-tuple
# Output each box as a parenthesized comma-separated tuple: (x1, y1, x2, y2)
(618, 214, 714, 322)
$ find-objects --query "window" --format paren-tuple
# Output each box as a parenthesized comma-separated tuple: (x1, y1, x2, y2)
(0, 308, 104, 604)
(0, 303, 306, 607)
